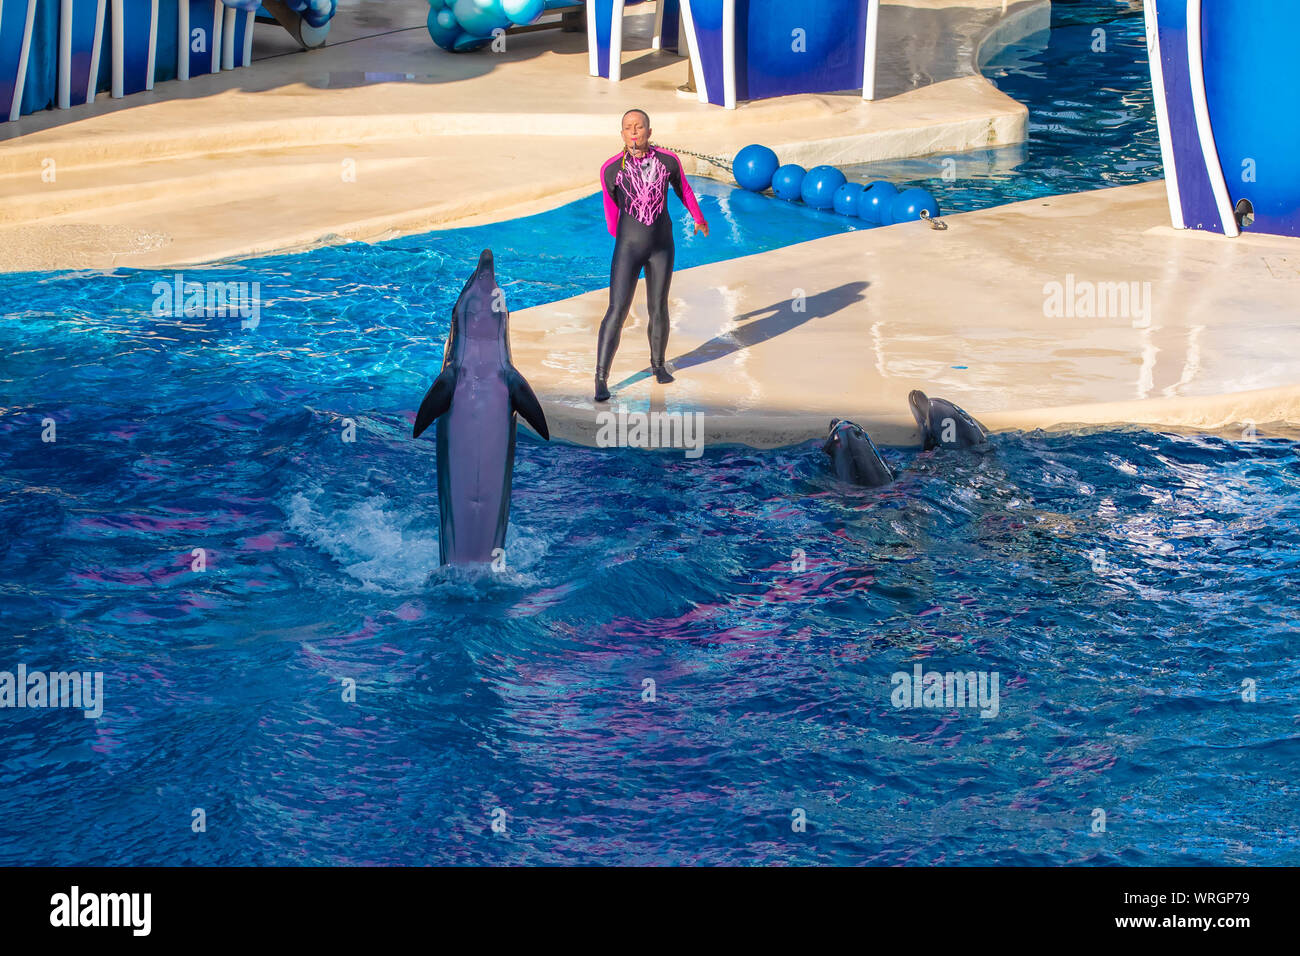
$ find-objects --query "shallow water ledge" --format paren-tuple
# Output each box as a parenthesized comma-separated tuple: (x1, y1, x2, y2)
(509, 182, 1300, 449)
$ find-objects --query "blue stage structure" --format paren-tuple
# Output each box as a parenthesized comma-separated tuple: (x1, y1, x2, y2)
(1, 0, 335, 123)
(1146, 0, 1298, 239)
(677, 0, 880, 108)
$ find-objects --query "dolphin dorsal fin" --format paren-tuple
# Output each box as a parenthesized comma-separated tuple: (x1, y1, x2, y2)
(413, 367, 458, 438)
(506, 368, 549, 440)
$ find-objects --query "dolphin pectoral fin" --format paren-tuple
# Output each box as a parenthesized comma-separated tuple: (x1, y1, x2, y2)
(507, 369, 549, 440)
(413, 367, 457, 438)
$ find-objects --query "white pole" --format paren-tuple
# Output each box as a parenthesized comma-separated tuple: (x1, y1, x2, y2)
(210, 1, 221, 73)
(10, 0, 37, 120)
(58, 0, 73, 108)
(145, 0, 157, 91)
(111, 0, 123, 97)
(721, 0, 734, 108)
(677, 0, 708, 104)
(862, 0, 880, 101)
(178, 0, 189, 81)
(609, 0, 625, 82)
(221, 4, 234, 70)
(241, 9, 253, 67)
(86, 0, 105, 102)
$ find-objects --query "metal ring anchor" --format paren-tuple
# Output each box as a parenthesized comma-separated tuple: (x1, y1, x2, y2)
(920, 209, 949, 230)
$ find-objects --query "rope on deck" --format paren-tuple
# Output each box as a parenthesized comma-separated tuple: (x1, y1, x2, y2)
(661, 145, 734, 176)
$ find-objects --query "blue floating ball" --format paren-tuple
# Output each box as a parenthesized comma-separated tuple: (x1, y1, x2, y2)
(733, 144, 780, 192)
(857, 181, 899, 224)
(286, 0, 336, 29)
(832, 182, 865, 216)
(890, 187, 941, 223)
(771, 164, 806, 202)
(501, 0, 545, 24)
(800, 166, 847, 209)
(428, 6, 461, 48)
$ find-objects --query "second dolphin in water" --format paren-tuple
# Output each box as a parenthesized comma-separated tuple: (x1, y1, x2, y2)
(909, 390, 989, 450)
(412, 249, 550, 566)
(823, 419, 895, 487)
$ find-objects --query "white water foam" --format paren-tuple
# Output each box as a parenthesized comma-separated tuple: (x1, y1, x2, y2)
(286, 488, 441, 592)
(286, 486, 548, 594)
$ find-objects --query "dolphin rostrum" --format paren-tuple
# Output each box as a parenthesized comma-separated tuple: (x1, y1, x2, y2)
(823, 419, 895, 487)
(412, 249, 549, 565)
(908, 390, 989, 450)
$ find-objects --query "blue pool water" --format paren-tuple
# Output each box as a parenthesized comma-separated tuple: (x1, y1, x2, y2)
(845, 0, 1162, 213)
(3, 0, 1298, 865)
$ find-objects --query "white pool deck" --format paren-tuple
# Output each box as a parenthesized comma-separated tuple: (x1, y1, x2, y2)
(2, 0, 1297, 443)
(515, 181, 1300, 446)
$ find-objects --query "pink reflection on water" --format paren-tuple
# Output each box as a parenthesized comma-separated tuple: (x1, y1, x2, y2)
(508, 582, 581, 619)
(243, 532, 290, 551)
(77, 512, 212, 533)
(603, 554, 872, 644)
(390, 602, 424, 622)
(73, 554, 198, 588)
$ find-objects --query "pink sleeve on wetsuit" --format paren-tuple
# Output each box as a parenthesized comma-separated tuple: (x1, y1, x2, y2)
(600, 154, 621, 237)
(656, 148, 707, 226)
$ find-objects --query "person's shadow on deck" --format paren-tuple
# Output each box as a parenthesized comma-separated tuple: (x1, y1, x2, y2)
(613, 281, 870, 390)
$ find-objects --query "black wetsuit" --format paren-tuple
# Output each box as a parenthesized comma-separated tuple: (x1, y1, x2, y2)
(596, 147, 706, 375)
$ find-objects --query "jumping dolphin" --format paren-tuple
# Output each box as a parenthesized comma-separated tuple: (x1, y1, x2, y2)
(823, 419, 895, 487)
(908, 390, 988, 450)
(412, 249, 549, 565)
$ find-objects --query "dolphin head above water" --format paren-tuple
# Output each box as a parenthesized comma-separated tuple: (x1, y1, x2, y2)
(908, 390, 989, 451)
(452, 249, 507, 347)
(823, 418, 895, 487)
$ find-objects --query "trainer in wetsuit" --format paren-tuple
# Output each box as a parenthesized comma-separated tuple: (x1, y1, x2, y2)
(594, 109, 709, 402)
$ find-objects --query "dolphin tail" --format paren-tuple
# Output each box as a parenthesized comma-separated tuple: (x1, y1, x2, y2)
(413, 367, 458, 438)
(506, 367, 549, 440)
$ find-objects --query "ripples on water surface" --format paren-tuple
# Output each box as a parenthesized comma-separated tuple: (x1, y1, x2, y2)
(3, 0, 1297, 865)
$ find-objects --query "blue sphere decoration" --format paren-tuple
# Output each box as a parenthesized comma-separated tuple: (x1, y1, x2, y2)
(428, 7, 461, 48)
(832, 182, 865, 216)
(452, 0, 510, 36)
(286, 0, 336, 29)
(800, 166, 847, 209)
(501, 0, 545, 24)
(890, 187, 940, 223)
(858, 181, 899, 224)
(771, 164, 806, 202)
(733, 144, 780, 192)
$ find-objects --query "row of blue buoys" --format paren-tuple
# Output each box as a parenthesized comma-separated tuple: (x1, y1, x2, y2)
(733, 144, 940, 226)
